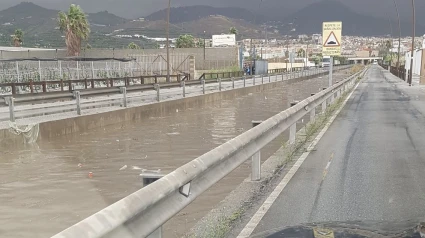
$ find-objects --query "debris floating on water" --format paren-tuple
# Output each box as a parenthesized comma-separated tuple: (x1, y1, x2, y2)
(119, 165, 127, 171)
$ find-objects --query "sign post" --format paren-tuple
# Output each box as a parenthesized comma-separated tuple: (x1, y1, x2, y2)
(322, 21, 342, 87)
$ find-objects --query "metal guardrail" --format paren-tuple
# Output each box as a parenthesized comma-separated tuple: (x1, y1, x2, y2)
(52, 65, 363, 238)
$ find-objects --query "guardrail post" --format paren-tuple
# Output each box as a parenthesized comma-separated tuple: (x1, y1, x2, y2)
(231, 77, 235, 89)
(289, 123, 296, 145)
(310, 106, 316, 122)
(322, 99, 327, 112)
(8, 97, 15, 122)
(75, 91, 81, 115)
(218, 78, 222, 91)
(261, 74, 264, 84)
(182, 81, 186, 97)
(120, 87, 127, 107)
(155, 84, 160, 102)
(289, 102, 298, 145)
(253, 76, 256, 85)
(201, 80, 205, 94)
(243, 77, 246, 87)
(251, 121, 262, 181)
(282, 72, 284, 81)
(140, 173, 165, 238)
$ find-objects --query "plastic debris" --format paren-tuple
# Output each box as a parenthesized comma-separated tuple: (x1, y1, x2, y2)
(119, 165, 128, 171)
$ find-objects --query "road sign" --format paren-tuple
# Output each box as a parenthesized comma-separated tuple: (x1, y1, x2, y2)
(322, 22, 342, 56)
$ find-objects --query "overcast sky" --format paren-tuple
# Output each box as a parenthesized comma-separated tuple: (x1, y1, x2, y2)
(0, 0, 420, 20)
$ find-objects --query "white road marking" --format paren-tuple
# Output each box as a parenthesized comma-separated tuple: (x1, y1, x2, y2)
(325, 161, 331, 170)
(237, 77, 363, 238)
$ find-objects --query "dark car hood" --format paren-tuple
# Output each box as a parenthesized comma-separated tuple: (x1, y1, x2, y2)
(250, 220, 425, 238)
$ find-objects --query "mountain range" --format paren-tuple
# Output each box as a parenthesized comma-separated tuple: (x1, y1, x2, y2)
(0, 1, 423, 49)
(278, 0, 425, 36)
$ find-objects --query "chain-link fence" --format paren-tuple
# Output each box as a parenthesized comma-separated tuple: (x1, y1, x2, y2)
(195, 59, 239, 70)
(0, 60, 139, 83)
(130, 54, 192, 76)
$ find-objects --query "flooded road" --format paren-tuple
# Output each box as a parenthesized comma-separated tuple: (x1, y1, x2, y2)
(0, 70, 351, 238)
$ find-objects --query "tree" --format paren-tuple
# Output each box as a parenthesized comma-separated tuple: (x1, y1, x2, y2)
(297, 48, 305, 57)
(196, 39, 205, 48)
(385, 40, 392, 51)
(334, 56, 348, 64)
(229, 27, 238, 35)
(176, 34, 195, 48)
(128, 42, 140, 49)
(12, 29, 24, 47)
(58, 4, 91, 56)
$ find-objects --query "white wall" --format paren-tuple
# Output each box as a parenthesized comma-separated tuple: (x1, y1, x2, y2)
(405, 49, 423, 75)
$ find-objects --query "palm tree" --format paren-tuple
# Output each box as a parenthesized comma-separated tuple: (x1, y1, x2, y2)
(12, 29, 24, 47)
(58, 4, 90, 56)
(229, 27, 238, 35)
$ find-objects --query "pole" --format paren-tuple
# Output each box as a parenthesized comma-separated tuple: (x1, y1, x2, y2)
(388, 17, 393, 66)
(329, 56, 333, 87)
(166, 0, 171, 83)
(408, 0, 415, 86)
(305, 44, 309, 68)
(203, 31, 206, 60)
(394, 0, 402, 71)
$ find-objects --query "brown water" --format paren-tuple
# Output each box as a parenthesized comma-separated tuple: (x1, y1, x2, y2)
(0, 71, 350, 238)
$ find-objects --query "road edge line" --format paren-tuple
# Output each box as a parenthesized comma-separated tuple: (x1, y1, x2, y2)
(236, 75, 364, 238)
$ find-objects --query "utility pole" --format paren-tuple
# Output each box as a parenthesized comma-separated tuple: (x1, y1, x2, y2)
(408, 0, 416, 86)
(166, 0, 171, 82)
(203, 31, 206, 60)
(306, 44, 309, 68)
(388, 17, 393, 67)
(393, 0, 402, 73)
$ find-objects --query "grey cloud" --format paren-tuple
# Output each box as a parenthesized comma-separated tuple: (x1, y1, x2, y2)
(0, 0, 419, 21)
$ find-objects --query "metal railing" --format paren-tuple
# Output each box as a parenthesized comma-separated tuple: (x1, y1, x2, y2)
(2, 66, 352, 122)
(0, 74, 189, 95)
(379, 63, 406, 81)
(198, 71, 244, 80)
(52, 65, 363, 238)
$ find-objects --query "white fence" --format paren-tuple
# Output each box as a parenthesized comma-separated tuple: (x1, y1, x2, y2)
(0, 60, 139, 83)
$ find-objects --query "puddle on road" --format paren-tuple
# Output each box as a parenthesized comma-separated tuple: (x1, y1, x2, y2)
(0, 71, 351, 238)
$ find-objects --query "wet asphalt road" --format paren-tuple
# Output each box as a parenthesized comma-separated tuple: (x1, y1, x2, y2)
(251, 65, 425, 235)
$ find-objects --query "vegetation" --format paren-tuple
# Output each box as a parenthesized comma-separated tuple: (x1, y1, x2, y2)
(11, 29, 24, 47)
(297, 48, 305, 57)
(176, 34, 195, 48)
(58, 4, 91, 56)
(196, 39, 205, 48)
(128, 42, 140, 49)
(334, 56, 348, 64)
(229, 27, 238, 35)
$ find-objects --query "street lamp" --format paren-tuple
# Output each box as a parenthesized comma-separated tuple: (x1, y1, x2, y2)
(203, 30, 206, 60)
(393, 0, 402, 72)
(408, 0, 416, 86)
(388, 17, 393, 67)
(166, 0, 171, 82)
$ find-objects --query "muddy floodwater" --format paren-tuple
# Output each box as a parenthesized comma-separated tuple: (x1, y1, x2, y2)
(0, 71, 350, 238)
